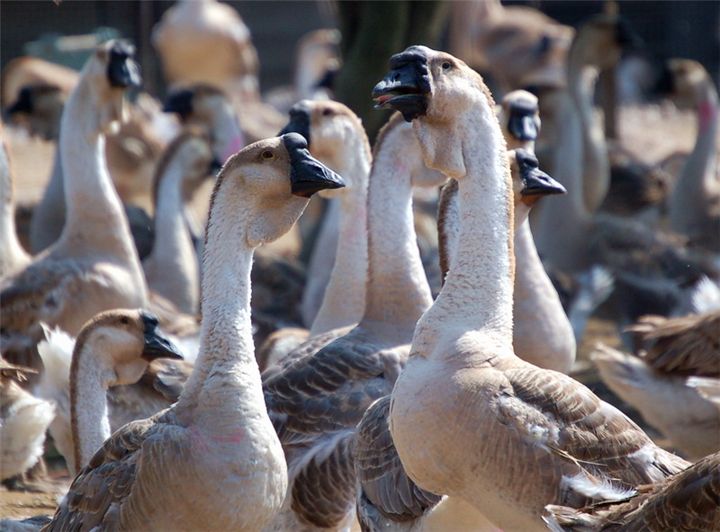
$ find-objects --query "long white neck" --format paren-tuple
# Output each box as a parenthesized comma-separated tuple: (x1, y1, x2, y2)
(176, 186, 264, 432)
(144, 160, 200, 314)
(310, 141, 371, 336)
(532, 92, 591, 272)
(0, 143, 30, 276)
(361, 127, 433, 338)
(29, 148, 65, 253)
(568, 56, 609, 212)
(669, 81, 719, 230)
(413, 105, 514, 356)
(300, 198, 340, 327)
(57, 79, 136, 259)
(70, 342, 113, 472)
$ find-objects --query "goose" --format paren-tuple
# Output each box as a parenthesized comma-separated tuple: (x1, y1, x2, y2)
(543, 451, 720, 531)
(439, 90, 575, 373)
(656, 59, 720, 252)
(448, 0, 573, 92)
(143, 127, 216, 315)
(0, 41, 148, 372)
(24, 90, 167, 255)
(5, 83, 66, 140)
(0, 357, 54, 485)
(373, 45, 689, 530)
(45, 132, 344, 530)
(282, 99, 371, 337)
(356, 146, 567, 532)
(592, 309, 720, 459)
(0, 129, 31, 277)
(1, 56, 77, 114)
(262, 112, 446, 531)
(35, 310, 183, 474)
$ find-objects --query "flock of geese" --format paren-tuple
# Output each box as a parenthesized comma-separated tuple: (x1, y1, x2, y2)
(0, 1, 719, 531)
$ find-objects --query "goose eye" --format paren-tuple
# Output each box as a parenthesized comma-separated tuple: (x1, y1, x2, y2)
(441, 61, 452, 71)
(261, 150, 274, 160)
(322, 108, 333, 117)
(120, 317, 130, 325)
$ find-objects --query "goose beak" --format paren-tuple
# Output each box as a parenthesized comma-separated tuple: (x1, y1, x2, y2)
(107, 41, 142, 89)
(163, 89, 194, 118)
(6, 87, 34, 116)
(140, 311, 183, 361)
(282, 132, 345, 198)
(373, 46, 431, 121)
(279, 102, 312, 146)
(508, 113, 539, 142)
(516, 149, 566, 199)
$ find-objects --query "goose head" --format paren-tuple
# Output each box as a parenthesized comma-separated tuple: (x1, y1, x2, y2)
(73, 309, 182, 387)
(5, 83, 65, 140)
(373, 46, 495, 179)
(653, 59, 713, 110)
(163, 84, 238, 161)
(215, 133, 344, 247)
(511, 148, 565, 224)
(85, 40, 142, 134)
(280, 99, 369, 198)
(153, 127, 216, 204)
(499, 90, 540, 149)
(571, 14, 640, 70)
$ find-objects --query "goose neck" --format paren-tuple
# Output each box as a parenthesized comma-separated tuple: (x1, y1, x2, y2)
(414, 106, 514, 352)
(69, 341, 113, 471)
(176, 188, 260, 423)
(687, 82, 718, 187)
(0, 146, 24, 260)
(309, 141, 371, 336)
(361, 129, 432, 335)
(57, 79, 134, 255)
(212, 103, 245, 162)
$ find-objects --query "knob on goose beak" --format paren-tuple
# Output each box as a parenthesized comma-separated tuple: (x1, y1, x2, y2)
(373, 45, 431, 121)
(140, 311, 183, 361)
(507, 100, 539, 142)
(516, 149, 566, 198)
(282, 132, 345, 198)
(279, 102, 312, 147)
(107, 41, 142, 89)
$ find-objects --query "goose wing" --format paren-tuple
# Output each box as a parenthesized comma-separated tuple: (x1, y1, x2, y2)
(543, 452, 718, 531)
(45, 409, 186, 530)
(356, 395, 441, 530)
(495, 363, 689, 507)
(628, 311, 720, 377)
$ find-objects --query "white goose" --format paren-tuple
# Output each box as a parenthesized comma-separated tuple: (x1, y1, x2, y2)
(439, 90, 575, 373)
(373, 46, 689, 531)
(46, 132, 343, 530)
(1, 41, 147, 372)
(262, 112, 444, 531)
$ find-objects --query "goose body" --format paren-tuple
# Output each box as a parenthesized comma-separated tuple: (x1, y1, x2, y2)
(46, 133, 343, 530)
(263, 113, 444, 530)
(374, 46, 689, 531)
(1, 42, 148, 372)
(0, 358, 54, 481)
(544, 452, 720, 531)
(593, 309, 720, 459)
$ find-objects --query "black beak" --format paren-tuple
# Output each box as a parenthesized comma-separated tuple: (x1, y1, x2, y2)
(163, 89, 194, 119)
(210, 158, 223, 174)
(282, 132, 345, 198)
(107, 41, 142, 89)
(140, 311, 183, 361)
(372, 46, 431, 122)
(279, 102, 312, 146)
(6, 86, 34, 116)
(516, 149, 566, 197)
(652, 62, 675, 97)
(508, 114, 538, 142)
(314, 66, 338, 91)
